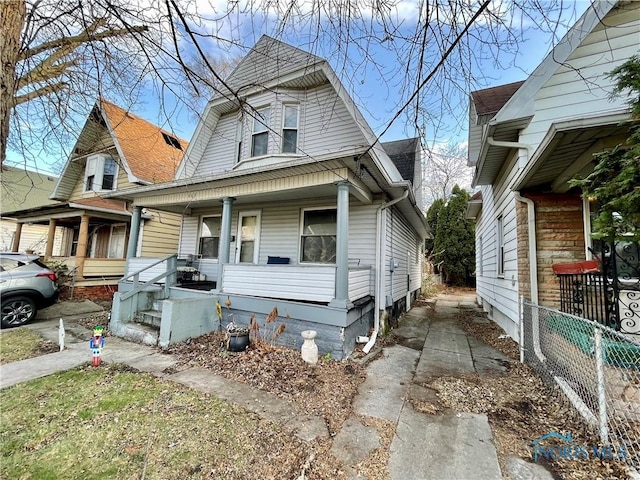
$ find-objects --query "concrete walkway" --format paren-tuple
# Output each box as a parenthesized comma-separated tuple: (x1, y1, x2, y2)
(0, 294, 549, 479)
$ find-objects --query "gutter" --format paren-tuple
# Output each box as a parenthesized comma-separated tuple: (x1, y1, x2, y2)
(363, 188, 409, 354)
(487, 137, 533, 160)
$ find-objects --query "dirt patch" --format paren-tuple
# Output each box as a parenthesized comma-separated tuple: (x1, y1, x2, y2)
(167, 332, 366, 436)
(451, 309, 630, 480)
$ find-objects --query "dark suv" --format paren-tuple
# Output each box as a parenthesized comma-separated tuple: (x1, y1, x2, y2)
(0, 253, 59, 328)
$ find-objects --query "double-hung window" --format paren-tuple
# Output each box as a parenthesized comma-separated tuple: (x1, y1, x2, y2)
(251, 107, 270, 157)
(199, 216, 221, 259)
(301, 208, 337, 263)
(85, 155, 118, 192)
(282, 104, 299, 153)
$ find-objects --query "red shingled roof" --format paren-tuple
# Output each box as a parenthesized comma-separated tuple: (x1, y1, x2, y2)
(100, 100, 188, 184)
(471, 81, 525, 117)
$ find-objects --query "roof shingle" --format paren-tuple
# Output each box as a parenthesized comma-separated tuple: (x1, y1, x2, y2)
(100, 100, 188, 183)
(470, 81, 525, 117)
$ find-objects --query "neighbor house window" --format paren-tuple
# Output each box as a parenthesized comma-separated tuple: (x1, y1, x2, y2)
(301, 208, 337, 263)
(251, 107, 270, 157)
(497, 215, 505, 277)
(199, 216, 221, 259)
(85, 155, 118, 192)
(108, 225, 127, 258)
(282, 104, 299, 153)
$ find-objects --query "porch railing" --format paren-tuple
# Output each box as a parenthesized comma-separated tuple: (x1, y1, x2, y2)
(553, 241, 640, 335)
(120, 254, 177, 301)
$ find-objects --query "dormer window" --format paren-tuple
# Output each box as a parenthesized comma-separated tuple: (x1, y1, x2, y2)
(282, 104, 299, 153)
(162, 132, 182, 150)
(251, 107, 270, 157)
(85, 155, 118, 192)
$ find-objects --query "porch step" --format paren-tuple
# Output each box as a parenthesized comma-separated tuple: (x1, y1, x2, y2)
(137, 309, 162, 328)
(118, 322, 159, 346)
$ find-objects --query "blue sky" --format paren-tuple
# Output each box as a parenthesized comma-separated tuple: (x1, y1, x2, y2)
(7, 1, 592, 175)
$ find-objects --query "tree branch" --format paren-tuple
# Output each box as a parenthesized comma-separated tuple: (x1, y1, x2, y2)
(15, 82, 68, 105)
(19, 22, 147, 61)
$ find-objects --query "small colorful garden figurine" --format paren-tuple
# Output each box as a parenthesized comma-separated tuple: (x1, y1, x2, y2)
(89, 325, 105, 366)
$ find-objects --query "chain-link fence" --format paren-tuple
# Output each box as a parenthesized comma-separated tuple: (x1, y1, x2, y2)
(521, 298, 640, 470)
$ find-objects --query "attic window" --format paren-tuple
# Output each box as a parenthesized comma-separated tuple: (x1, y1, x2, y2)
(162, 132, 182, 150)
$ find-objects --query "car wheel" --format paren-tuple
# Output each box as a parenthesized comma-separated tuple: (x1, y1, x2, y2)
(1, 296, 37, 328)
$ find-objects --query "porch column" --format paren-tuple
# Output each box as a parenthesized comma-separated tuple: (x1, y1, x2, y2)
(76, 215, 90, 278)
(11, 222, 22, 252)
(45, 219, 57, 258)
(330, 181, 353, 309)
(217, 197, 235, 288)
(127, 206, 143, 259)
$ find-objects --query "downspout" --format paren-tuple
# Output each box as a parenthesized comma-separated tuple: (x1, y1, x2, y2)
(485, 137, 534, 300)
(363, 188, 409, 354)
(513, 192, 538, 305)
(514, 191, 545, 363)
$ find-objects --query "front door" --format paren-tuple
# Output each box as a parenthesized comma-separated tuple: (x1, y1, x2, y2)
(235, 211, 261, 263)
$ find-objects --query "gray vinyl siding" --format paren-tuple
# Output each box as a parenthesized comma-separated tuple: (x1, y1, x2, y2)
(196, 112, 238, 175)
(224, 37, 321, 92)
(188, 84, 368, 178)
(177, 197, 378, 282)
(385, 206, 422, 302)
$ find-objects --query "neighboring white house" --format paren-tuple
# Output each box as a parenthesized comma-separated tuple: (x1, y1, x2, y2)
(108, 35, 428, 358)
(467, 0, 638, 339)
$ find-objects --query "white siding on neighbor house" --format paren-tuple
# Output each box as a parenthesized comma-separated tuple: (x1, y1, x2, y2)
(474, 150, 521, 333)
(384, 206, 422, 303)
(474, 5, 639, 339)
(518, 5, 639, 153)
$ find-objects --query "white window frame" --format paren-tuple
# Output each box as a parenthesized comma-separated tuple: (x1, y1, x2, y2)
(235, 210, 261, 264)
(251, 107, 270, 157)
(497, 215, 505, 277)
(198, 215, 222, 260)
(299, 206, 337, 264)
(235, 113, 244, 163)
(281, 103, 299, 154)
(84, 154, 118, 193)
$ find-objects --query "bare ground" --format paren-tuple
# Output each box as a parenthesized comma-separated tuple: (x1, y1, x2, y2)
(22, 293, 634, 479)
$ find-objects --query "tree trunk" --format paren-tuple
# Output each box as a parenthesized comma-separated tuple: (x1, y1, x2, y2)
(0, 0, 25, 165)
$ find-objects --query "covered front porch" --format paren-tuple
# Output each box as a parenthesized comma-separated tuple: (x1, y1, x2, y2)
(111, 254, 375, 359)
(8, 197, 132, 281)
(107, 154, 426, 357)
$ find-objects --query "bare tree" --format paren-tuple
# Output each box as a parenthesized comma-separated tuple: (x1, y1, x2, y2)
(422, 141, 473, 207)
(2, 0, 584, 171)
